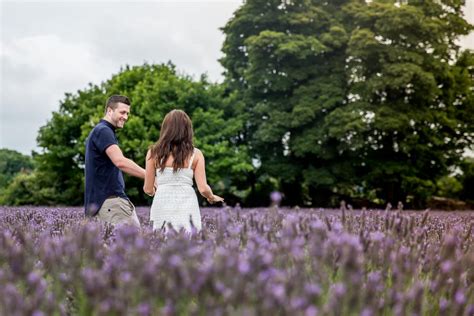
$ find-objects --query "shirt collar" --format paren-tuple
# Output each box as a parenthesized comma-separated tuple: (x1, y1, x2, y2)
(100, 119, 116, 131)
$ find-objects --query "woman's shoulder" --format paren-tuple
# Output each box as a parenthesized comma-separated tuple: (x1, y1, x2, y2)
(146, 148, 153, 158)
(193, 147, 204, 157)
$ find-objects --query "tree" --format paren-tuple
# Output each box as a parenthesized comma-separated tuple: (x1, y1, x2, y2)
(0, 149, 34, 189)
(221, 0, 356, 206)
(221, 0, 474, 207)
(7, 63, 252, 206)
(0, 172, 58, 206)
(344, 0, 474, 207)
(0, 149, 35, 205)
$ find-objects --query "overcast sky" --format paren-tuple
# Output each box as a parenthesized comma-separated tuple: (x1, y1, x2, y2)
(1, 0, 473, 155)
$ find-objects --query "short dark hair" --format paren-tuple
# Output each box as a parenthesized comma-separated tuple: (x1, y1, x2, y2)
(105, 95, 130, 114)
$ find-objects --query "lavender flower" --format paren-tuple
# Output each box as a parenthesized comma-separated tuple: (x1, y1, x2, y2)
(0, 206, 471, 315)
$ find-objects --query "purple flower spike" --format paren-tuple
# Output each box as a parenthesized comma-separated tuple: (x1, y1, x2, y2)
(238, 260, 251, 274)
(455, 290, 466, 305)
(305, 306, 318, 316)
(270, 191, 283, 206)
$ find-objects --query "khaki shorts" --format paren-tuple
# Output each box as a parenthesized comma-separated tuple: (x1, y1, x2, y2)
(97, 197, 140, 228)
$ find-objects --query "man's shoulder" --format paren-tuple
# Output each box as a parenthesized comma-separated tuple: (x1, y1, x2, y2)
(94, 121, 112, 131)
(86, 121, 116, 149)
(91, 121, 113, 137)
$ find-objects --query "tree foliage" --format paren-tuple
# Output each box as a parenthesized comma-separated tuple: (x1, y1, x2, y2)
(220, 0, 474, 207)
(0, 149, 35, 205)
(0, 149, 34, 189)
(2, 63, 252, 206)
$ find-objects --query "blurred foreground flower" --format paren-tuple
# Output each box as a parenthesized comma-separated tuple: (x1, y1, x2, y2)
(270, 191, 283, 207)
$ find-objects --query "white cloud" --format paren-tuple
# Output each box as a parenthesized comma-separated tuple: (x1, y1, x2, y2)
(460, 0, 474, 49)
(0, 1, 241, 154)
(0, 34, 119, 153)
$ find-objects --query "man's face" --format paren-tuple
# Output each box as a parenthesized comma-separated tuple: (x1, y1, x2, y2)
(108, 103, 130, 129)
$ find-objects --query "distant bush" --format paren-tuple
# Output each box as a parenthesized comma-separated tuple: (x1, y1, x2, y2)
(0, 149, 33, 189)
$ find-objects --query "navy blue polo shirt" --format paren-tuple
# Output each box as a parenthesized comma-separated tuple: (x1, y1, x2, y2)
(84, 119, 127, 216)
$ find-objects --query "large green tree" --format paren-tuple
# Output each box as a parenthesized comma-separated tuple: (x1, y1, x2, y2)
(221, 0, 354, 206)
(221, 0, 474, 207)
(344, 0, 474, 207)
(4, 63, 252, 206)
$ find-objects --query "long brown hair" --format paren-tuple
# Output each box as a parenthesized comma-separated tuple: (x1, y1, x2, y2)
(150, 109, 194, 172)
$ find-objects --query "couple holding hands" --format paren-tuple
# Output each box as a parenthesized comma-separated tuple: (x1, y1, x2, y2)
(84, 95, 223, 231)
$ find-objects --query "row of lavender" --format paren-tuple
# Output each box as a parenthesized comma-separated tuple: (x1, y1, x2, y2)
(0, 206, 472, 315)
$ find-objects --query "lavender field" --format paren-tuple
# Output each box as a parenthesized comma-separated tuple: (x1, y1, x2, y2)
(0, 206, 472, 316)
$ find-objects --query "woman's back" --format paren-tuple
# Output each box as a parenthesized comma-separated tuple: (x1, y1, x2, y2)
(143, 109, 224, 231)
(155, 151, 195, 187)
(155, 167, 194, 186)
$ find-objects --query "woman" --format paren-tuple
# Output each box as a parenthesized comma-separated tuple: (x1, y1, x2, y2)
(143, 109, 223, 231)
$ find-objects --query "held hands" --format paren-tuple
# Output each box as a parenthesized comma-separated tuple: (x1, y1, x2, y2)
(144, 185, 157, 197)
(207, 194, 224, 204)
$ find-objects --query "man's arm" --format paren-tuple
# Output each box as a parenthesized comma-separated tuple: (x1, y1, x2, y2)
(105, 145, 145, 179)
(143, 149, 156, 196)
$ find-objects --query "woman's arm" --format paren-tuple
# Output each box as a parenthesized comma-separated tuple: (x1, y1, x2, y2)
(194, 149, 223, 203)
(143, 149, 156, 196)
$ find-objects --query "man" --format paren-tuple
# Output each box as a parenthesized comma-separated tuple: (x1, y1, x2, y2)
(84, 95, 145, 227)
